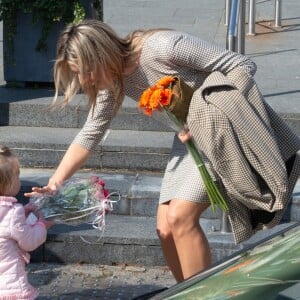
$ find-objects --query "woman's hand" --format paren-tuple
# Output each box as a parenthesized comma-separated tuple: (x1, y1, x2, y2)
(24, 178, 61, 198)
(178, 130, 192, 143)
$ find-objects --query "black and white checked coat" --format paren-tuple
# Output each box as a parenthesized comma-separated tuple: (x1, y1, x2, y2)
(187, 69, 300, 243)
(73, 31, 300, 243)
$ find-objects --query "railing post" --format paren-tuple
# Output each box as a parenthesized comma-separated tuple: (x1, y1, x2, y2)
(227, 0, 239, 52)
(238, 0, 246, 54)
(225, 0, 232, 26)
(248, 0, 256, 35)
(220, 211, 231, 233)
(274, 0, 282, 27)
(223, 0, 247, 234)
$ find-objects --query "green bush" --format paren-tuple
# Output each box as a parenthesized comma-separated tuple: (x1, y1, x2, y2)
(0, 0, 102, 52)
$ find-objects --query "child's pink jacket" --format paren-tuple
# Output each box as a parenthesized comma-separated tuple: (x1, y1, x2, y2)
(0, 196, 47, 300)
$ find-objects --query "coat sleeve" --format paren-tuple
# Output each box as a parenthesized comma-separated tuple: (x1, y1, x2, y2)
(72, 90, 116, 151)
(10, 205, 47, 252)
(166, 32, 257, 76)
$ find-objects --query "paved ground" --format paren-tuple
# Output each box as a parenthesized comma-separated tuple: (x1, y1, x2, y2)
(28, 263, 175, 300)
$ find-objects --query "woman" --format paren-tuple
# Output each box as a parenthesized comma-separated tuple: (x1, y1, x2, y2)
(25, 19, 300, 283)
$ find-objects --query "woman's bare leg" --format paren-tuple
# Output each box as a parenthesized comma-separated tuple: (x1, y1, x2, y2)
(157, 203, 184, 282)
(157, 200, 211, 282)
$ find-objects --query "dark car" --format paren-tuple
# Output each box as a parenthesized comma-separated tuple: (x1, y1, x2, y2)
(135, 222, 300, 300)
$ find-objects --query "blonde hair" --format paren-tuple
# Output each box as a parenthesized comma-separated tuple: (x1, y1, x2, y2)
(0, 146, 18, 195)
(54, 19, 170, 115)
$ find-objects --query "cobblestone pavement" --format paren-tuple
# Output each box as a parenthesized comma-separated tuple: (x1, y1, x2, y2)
(27, 263, 176, 300)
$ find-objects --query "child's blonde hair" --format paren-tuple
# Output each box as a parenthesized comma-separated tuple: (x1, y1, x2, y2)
(0, 146, 17, 195)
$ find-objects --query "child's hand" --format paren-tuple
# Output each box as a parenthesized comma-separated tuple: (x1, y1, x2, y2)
(24, 203, 37, 217)
(37, 211, 55, 230)
(40, 219, 56, 230)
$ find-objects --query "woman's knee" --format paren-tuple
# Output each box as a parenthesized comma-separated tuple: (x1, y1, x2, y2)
(166, 201, 209, 231)
(157, 203, 173, 240)
(156, 222, 172, 241)
(156, 200, 209, 238)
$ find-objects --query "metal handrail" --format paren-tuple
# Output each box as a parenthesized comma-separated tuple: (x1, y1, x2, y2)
(226, 0, 246, 54)
(228, 0, 240, 37)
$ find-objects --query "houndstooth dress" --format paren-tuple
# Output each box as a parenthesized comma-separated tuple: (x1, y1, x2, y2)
(73, 31, 300, 243)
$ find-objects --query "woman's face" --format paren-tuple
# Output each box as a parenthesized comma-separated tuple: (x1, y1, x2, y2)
(68, 62, 113, 90)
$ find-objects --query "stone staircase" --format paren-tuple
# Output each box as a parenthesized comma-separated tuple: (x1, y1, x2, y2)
(0, 86, 300, 268)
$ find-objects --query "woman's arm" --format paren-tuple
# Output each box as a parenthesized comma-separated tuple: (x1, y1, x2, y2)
(24, 144, 90, 195)
(48, 143, 91, 189)
(25, 91, 115, 196)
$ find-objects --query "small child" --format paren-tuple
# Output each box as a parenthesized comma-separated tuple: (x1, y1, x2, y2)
(0, 146, 54, 300)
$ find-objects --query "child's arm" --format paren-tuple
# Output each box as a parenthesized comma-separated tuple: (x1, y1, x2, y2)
(10, 204, 50, 252)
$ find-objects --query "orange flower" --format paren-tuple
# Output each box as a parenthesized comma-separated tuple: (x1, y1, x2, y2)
(156, 76, 175, 88)
(138, 77, 174, 116)
(149, 89, 162, 109)
(159, 89, 172, 106)
(143, 108, 153, 116)
(138, 88, 152, 108)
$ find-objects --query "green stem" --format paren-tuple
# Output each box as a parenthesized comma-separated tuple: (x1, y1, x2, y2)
(163, 107, 228, 213)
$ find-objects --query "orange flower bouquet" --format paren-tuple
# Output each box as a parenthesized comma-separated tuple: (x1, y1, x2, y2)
(138, 76, 228, 212)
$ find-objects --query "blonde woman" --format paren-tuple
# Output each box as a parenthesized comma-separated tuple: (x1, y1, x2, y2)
(25, 19, 300, 283)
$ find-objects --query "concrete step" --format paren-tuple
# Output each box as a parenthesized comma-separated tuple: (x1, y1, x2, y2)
(19, 168, 300, 222)
(30, 213, 298, 268)
(0, 126, 174, 171)
(31, 214, 226, 266)
(1, 87, 300, 136)
(0, 87, 172, 132)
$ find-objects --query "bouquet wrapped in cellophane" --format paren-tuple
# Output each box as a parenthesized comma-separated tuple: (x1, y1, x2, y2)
(29, 176, 119, 233)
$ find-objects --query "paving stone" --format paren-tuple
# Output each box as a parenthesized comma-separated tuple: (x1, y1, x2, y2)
(27, 263, 175, 300)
